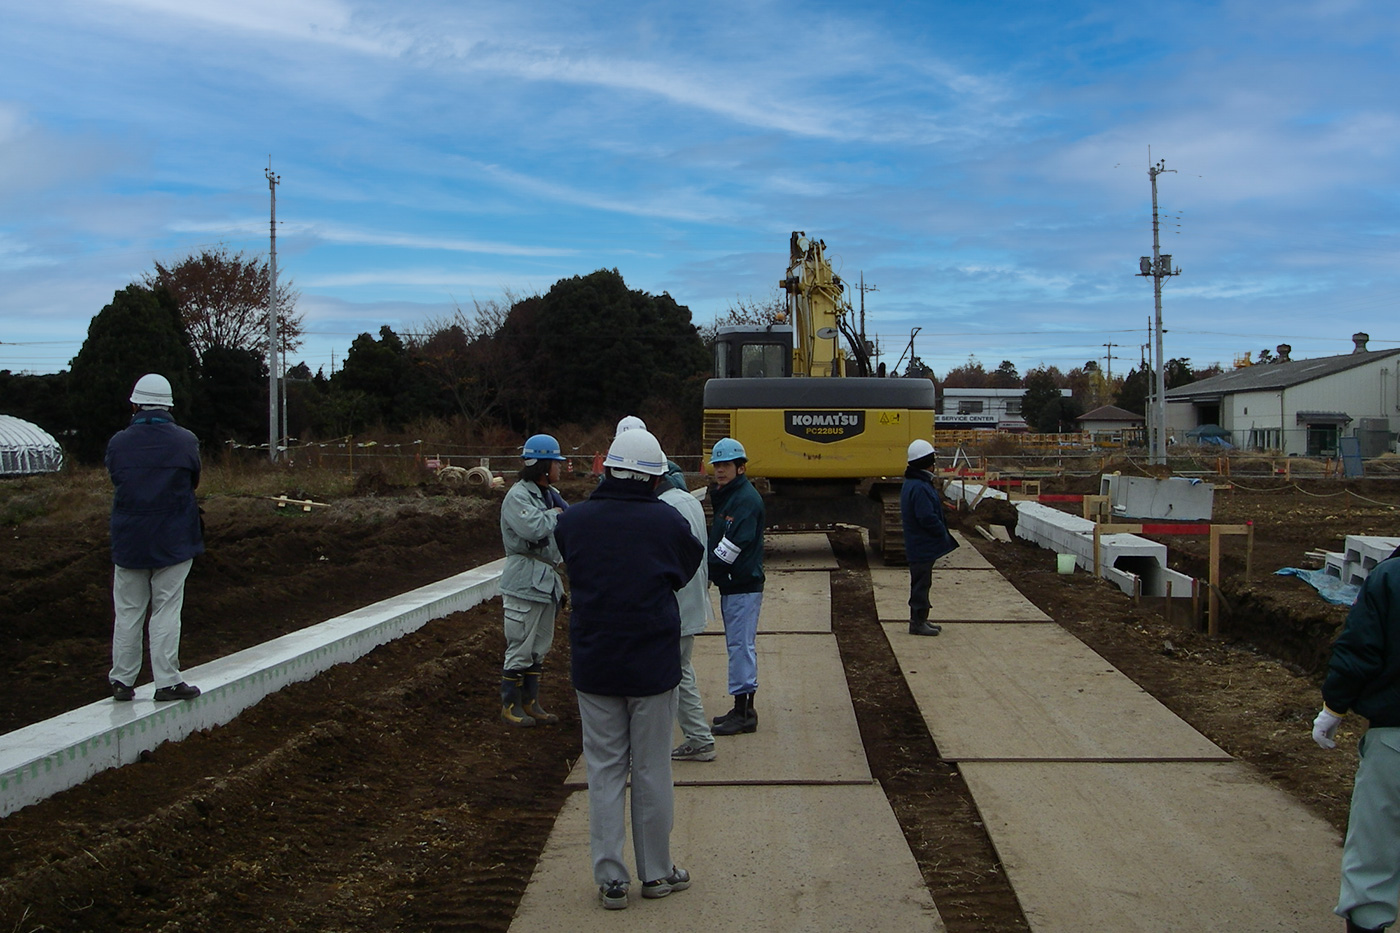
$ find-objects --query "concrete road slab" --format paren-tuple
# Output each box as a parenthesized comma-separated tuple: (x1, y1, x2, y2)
(883, 623, 1229, 761)
(509, 784, 944, 932)
(764, 532, 837, 571)
(872, 567, 1050, 622)
(705, 571, 830, 633)
(567, 635, 870, 786)
(867, 530, 993, 570)
(960, 760, 1340, 932)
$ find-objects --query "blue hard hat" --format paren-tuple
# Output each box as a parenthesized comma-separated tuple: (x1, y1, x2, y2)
(709, 437, 747, 464)
(522, 433, 566, 462)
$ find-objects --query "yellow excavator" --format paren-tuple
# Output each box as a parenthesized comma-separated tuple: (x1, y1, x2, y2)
(702, 232, 936, 561)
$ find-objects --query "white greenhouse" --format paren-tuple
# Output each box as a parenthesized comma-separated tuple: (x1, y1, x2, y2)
(0, 415, 64, 476)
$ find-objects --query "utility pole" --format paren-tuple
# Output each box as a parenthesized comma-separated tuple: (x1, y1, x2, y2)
(1101, 342, 1119, 382)
(266, 159, 281, 463)
(857, 273, 878, 374)
(1136, 156, 1181, 465)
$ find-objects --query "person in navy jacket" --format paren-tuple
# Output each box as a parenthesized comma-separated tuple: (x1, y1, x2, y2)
(900, 439, 958, 637)
(105, 373, 204, 702)
(553, 428, 703, 911)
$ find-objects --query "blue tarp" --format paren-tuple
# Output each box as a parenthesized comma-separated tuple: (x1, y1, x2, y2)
(1275, 567, 1359, 607)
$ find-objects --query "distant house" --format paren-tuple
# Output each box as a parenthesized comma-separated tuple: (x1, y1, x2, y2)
(1077, 405, 1145, 445)
(937, 387, 1071, 432)
(1165, 334, 1400, 456)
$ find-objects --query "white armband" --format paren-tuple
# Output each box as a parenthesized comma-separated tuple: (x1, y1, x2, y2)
(713, 536, 741, 565)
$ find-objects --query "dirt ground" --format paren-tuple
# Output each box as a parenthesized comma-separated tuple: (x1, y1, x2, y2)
(0, 470, 1395, 932)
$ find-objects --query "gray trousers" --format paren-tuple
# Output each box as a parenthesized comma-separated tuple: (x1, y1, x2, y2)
(676, 635, 713, 746)
(1337, 727, 1400, 929)
(502, 594, 557, 671)
(576, 688, 678, 886)
(110, 560, 192, 689)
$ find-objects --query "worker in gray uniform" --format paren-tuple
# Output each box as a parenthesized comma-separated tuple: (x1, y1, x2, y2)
(1313, 544, 1400, 933)
(498, 433, 568, 727)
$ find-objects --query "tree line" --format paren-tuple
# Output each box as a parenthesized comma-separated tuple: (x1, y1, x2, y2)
(3, 247, 1229, 460)
(2, 250, 710, 463)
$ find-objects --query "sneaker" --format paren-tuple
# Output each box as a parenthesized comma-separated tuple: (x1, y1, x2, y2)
(153, 682, 201, 701)
(671, 741, 717, 762)
(110, 681, 135, 702)
(641, 867, 691, 899)
(909, 620, 942, 636)
(599, 880, 629, 910)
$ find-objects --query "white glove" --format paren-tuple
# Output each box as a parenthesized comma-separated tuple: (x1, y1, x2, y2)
(712, 536, 740, 565)
(1312, 707, 1343, 749)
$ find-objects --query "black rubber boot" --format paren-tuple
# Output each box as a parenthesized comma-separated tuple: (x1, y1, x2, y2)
(714, 692, 757, 735)
(712, 698, 743, 726)
(521, 664, 559, 725)
(500, 671, 536, 727)
(909, 618, 942, 636)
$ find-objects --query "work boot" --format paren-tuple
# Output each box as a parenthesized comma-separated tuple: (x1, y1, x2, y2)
(521, 665, 559, 725)
(909, 619, 942, 636)
(500, 672, 536, 727)
(714, 692, 757, 735)
(712, 699, 743, 726)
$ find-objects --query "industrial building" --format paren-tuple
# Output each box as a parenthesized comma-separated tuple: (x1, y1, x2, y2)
(1165, 334, 1400, 456)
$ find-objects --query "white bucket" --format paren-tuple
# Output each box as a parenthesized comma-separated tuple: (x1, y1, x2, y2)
(1056, 553, 1076, 575)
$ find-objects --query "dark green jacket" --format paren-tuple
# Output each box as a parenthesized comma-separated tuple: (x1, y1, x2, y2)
(1324, 553, 1400, 726)
(707, 473, 765, 595)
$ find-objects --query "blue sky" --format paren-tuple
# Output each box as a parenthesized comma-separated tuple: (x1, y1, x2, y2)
(2, 0, 1397, 382)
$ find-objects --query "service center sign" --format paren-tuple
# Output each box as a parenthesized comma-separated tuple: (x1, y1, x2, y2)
(785, 410, 865, 444)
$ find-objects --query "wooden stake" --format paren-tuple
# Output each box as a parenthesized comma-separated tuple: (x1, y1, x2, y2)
(1209, 525, 1222, 636)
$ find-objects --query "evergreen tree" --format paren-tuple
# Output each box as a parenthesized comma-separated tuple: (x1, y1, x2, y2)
(68, 285, 197, 462)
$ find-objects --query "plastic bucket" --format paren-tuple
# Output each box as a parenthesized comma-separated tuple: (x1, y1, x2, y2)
(1056, 553, 1076, 575)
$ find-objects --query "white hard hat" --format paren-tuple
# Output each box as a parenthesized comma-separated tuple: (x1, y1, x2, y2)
(615, 415, 647, 436)
(130, 373, 174, 407)
(907, 439, 936, 463)
(605, 428, 667, 476)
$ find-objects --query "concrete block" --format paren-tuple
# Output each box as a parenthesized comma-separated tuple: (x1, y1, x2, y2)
(1100, 474, 1214, 521)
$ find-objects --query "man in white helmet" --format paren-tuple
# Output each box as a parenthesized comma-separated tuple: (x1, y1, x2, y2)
(554, 428, 703, 911)
(105, 373, 204, 702)
(901, 439, 958, 636)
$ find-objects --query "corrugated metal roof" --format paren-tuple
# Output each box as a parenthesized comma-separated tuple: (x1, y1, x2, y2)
(0, 415, 64, 475)
(1166, 347, 1400, 400)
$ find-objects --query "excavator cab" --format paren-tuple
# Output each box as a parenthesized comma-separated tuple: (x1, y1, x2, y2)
(713, 324, 794, 379)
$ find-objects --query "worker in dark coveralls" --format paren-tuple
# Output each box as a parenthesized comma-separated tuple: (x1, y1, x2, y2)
(900, 439, 957, 637)
(105, 373, 204, 702)
(1313, 544, 1400, 933)
(553, 428, 703, 911)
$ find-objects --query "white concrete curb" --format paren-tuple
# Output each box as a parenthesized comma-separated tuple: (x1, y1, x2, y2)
(0, 558, 505, 817)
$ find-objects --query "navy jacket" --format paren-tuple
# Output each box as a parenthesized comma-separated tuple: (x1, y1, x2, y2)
(105, 410, 204, 569)
(556, 476, 704, 697)
(1324, 553, 1400, 726)
(707, 473, 765, 595)
(900, 466, 958, 564)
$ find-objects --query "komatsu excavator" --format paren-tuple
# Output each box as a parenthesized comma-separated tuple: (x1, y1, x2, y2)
(702, 232, 936, 561)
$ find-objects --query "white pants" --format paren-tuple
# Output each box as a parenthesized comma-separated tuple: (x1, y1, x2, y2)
(676, 635, 713, 746)
(576, 688, 678, 886)
(110, 560, 192, 689)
